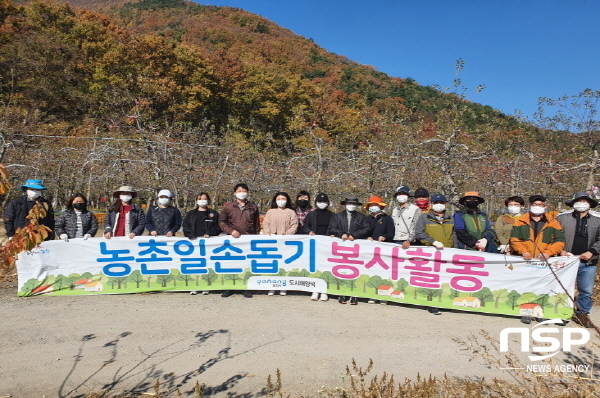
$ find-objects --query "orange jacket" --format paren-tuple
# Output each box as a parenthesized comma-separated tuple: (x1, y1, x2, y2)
(509, 213, 565, 257)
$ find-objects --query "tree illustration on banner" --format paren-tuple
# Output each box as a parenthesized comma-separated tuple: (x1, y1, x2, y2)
(473, 287, 494, 308)
(506, 290, 522, 310)
(128, 270, 146, 288)
(202, 269, 218, 287)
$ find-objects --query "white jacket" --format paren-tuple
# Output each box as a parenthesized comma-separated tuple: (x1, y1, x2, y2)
(391, 203, 420, 241)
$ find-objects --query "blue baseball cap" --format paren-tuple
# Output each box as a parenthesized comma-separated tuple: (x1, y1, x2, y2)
(21, 179, 47, 191)
(394, 185, 410, 195)
(431, 193, 447, 203)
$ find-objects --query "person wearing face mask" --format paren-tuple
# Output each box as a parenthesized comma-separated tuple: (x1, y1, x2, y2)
(303, 193, 333, 301)
(183, 192, 221, 296)
(414, 187, 431, 214)
(263, 192, 298, 296)
(219, 183, 259, 298)
(294, 190, 314, 234)
(557, 193, 600, 326)
(303, 193, 334, 237)
(493, 196, 525, 254)
(415, 194, 457, 250)
(218, 183, 260, 239)
(365, 196, 395, 243)
(509, 195, 565, 262)
(327, 195, 371, 305)
(4, 179, 55, 240)
(104, 186, 146, 239)
(55, 193, 98, 241)
(391, 185, 420, 249)
(414, 194, 456, 315)
(453, 191, 498, 253)
(145, 189, 182, 237)
(327, 195, 372, 241)
(263, 192, 298, 236)
(183, 192, 221, 240)
(363, 195, 395, 305)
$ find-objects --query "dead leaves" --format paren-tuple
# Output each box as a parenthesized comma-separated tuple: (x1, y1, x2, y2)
(1, 200, 51, 271)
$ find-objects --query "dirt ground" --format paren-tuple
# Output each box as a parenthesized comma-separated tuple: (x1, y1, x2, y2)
(1, 271, 600, 398)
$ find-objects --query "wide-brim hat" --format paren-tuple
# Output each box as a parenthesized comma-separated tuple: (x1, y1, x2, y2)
(113, 185, 138, 198)
(459, 191, 485, 205)
(365, 196, 387, 208)
(21, 179, 46, 191)
(565, 192, 599, 208)
(341, 195, 362, 206)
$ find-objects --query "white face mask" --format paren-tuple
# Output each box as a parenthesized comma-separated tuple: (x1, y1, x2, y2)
(368, 206, 381, 214)
(507, 206, 521, 215)
(432, 203, 446, 212)
(529, 206, 546, 215)
(573, 202, 591, 212)
(157, 197, 170, 206)
(197, 200, 208, 207)
(120, 194, 132, 203)
(235, 192, 248, 200)
(396, 195, 408, 203)
(276, 200, 287, 208)
(26, 189, 41, 200)
(316, 202, 328, 210)
(345, 204, 358, 212)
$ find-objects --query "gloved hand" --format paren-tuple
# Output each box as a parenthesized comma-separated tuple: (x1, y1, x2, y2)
(432, 241, 444, 249)
(83, 234, 91, 240)
(60, 234, 69, 242)
(475, 238, 487, 251)
(498, 245, 508, 253)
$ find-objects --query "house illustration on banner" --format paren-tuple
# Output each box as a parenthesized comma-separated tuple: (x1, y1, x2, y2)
(452, 297, 481, 308)
(390, 291, 404, 299)
(377, 285, 394, 295)
(84, 281, 104, 292)
(74, 279, 92, 289)
(519, 303, 544, 318)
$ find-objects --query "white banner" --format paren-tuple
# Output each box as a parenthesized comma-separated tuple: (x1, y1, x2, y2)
(16, 235, 579, 318)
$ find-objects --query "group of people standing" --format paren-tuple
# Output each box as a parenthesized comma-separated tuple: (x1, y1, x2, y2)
(4, 179, 598, 326)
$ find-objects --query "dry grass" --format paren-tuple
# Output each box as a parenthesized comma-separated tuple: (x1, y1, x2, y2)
(75, 350, 600, 398)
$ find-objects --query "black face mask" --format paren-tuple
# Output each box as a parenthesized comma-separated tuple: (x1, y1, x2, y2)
(73, 203, 86, 211)
(465, 201, 479, 209)
(297, 199, 309, 208)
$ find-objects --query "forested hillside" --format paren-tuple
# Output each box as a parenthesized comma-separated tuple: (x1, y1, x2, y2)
(0, 0, 585, 211)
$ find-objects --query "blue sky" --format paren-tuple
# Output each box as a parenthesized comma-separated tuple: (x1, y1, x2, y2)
(202, 0, 600, 120)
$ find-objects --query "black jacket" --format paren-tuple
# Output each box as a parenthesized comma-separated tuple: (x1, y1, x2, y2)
(55, 209, 98, 238)
(303, 208, 334, 235)
(327, 210, 372, 239)
(368, 213, 395, 242)
(4, 195, 55, 239)
(183, 208, 221, 239)
(145, 206, 182, 235)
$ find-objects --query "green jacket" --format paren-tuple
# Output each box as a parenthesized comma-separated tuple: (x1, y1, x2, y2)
(415, 211, 457, 248)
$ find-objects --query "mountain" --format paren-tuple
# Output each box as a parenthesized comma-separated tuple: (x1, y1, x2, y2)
(0, 0, 581, 205)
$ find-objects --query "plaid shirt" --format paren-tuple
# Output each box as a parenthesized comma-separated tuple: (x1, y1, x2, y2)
(295, 207, 314, 227)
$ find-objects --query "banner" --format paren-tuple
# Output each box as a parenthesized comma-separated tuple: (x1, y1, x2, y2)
(16, 235, 579, 318)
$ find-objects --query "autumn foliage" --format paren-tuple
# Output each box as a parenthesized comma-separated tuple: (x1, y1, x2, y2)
(0, 0, 588, 214)
(0, 164, 51, 270)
